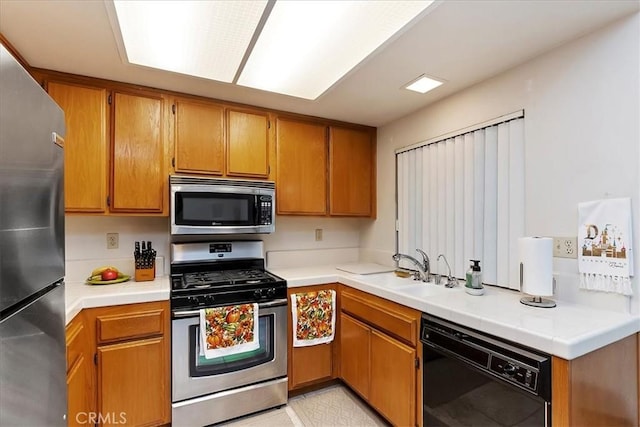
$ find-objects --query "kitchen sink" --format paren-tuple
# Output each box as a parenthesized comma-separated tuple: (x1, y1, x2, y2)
(393, 282, 455, 298)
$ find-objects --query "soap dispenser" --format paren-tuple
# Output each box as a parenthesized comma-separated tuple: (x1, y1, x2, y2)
(465, 260, 484, 296)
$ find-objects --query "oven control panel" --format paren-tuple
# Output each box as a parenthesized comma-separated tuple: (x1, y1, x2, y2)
(490, 355, 538, 392)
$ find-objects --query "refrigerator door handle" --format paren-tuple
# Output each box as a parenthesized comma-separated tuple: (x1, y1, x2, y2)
(52, 132, 64, 148)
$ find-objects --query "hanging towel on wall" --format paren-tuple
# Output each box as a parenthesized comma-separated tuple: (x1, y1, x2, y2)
(291, 290, 336, 347)
(199, 303, 259, 359)
(578, 198, 634, 295)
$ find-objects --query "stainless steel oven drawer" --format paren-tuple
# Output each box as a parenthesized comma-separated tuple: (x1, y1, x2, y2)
(172, 377, 288, 426)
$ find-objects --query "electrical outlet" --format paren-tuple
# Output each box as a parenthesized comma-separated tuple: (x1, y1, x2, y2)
(106, 233, 119, 250)
(553, 236, 577, 259)
(315, 229, 323, 241)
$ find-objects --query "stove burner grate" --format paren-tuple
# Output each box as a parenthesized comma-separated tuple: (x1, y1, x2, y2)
(180, 269, 277, 289)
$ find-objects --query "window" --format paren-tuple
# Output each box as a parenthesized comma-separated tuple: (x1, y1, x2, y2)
(396, 111, 524, 289)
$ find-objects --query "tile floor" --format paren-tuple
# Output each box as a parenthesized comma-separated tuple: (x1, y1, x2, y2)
(220, 385, 389, 427)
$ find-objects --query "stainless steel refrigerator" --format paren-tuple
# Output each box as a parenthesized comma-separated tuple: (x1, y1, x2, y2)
(0, 44, 67, 426)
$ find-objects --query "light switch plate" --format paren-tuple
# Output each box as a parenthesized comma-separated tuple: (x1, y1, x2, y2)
(553, 237, 577, 258)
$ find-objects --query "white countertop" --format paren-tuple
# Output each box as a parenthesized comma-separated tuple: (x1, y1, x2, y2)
(65, 276, 170, 325)
(271, 265, 640, 360)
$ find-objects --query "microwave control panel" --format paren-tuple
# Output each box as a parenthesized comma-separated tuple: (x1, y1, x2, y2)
(259, 195, 273, 225)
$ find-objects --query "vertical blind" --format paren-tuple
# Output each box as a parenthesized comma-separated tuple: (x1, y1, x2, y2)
(396, 113, 524, 290)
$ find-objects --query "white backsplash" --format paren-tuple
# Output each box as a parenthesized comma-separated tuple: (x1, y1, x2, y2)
(65, 215, 364, 274)
(553, 258, 632, 313)
(65, 216, 171, 275)
(65, 256, 166, 282)
(64, 211, 634, 313)
(267, 248, 359, 269)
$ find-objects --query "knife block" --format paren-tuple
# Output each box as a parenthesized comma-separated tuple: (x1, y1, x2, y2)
(135, 262, 155, 282)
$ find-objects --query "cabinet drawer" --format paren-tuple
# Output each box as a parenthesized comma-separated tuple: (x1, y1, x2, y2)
(341, 291, 417, 346)
(96, 309, 165, 344)
(66, 315, 86, 372)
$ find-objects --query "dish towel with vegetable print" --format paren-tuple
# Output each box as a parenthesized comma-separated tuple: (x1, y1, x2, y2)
(199, 303, 259, 359)
(291, 290, 336, 347)
(578, 197, 634, 295)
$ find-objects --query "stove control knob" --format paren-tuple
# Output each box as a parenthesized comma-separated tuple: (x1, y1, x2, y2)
(254, 289, 264, 299)
(267, 288, 276, 297)
(205, 295, 215, 303)
(503, 363, 517, 376)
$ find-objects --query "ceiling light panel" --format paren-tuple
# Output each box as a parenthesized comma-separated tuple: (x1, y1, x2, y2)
(238, 0, 434, 100)
(113, 0, 267, 82)
(405, 75, 443, 93)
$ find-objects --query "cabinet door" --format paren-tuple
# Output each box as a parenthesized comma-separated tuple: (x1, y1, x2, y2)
(174, 99, 224, 175)
(370, 329, 416, 427)
(111, 92, 165, 213)
(276, 118, 327, 215)
(287, 285, 337, 390)
(67, 354, 92, 427)
(329, 127, 374, 216)
(66, 314, 94, 427)
(227, 109, 269, 178)
(340, 313, 370, 399)
(290, 344, 334, 390)
(98, 337, 169, 426)
(48, 81, 108, 213)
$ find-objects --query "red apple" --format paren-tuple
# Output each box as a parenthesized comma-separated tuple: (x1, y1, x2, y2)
(101, 268, 118, 281)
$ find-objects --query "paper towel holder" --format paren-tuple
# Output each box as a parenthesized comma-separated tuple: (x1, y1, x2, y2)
(519, 262, 556, 308)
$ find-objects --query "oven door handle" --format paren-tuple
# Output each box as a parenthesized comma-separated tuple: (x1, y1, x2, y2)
(172, 298, 288, 318)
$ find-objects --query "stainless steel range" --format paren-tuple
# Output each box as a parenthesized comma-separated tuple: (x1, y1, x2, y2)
(170, 241, 288, 426)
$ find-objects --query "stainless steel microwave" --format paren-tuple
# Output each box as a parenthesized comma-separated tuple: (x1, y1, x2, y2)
(170, 176, 275, 235)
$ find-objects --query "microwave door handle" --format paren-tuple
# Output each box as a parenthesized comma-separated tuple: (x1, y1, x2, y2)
(254, 196, 261, 224)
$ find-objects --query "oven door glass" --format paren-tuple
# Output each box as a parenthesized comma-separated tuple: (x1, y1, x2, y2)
(174, 192, 256, 226)
(190, 314, 274, 376)
(423, 348, 548, 426)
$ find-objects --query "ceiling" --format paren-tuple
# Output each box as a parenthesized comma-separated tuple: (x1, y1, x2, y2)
(1, 1, 638, 127)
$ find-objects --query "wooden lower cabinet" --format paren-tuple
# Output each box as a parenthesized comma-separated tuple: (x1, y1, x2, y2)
(552, 334, 638, 427)
(287, 284, 339, 391)
(370, 330, 416, 427)
(340, 313, 371, 399)
(339, 286, 421, 427)
(98, 337, 168, 426)
(67, 301, 170, 427)
(66, 312, 94, 426)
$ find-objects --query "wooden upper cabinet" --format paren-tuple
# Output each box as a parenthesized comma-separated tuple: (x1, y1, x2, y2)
(110, 91, 165, 213)
(276, 118, 327, 215)
(329, 126, 374, 216)
(227, 108, 269, 178)
(47, 81, 108, 213)
(174, 98, 224, 175)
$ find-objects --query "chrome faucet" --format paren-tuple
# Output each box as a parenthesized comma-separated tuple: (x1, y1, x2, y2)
(436, 254, 457, 288)
(392, 249, 431, 282)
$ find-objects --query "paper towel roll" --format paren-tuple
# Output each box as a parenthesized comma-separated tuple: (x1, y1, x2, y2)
(519, 237, 553, 297)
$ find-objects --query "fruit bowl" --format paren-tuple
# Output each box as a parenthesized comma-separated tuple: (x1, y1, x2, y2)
(86, 275, 130, 285)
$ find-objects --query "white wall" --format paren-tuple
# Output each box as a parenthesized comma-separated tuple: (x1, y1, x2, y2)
(361, 13, 640, 314)
(65, 215, 362, 275)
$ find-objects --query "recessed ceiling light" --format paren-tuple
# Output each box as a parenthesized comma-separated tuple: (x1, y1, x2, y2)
(405, 75, 443, 94)
(237, 1, 435, 99)
(109, 0, 437, 99)
(111, 0, 268, 83)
